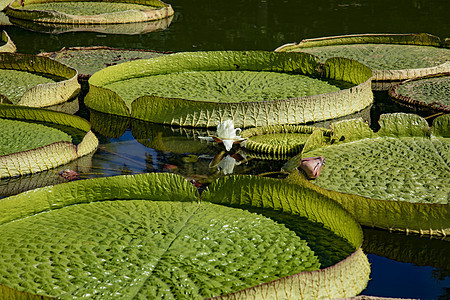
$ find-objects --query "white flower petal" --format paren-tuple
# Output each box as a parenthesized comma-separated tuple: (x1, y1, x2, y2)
(222, 140, 234, 151)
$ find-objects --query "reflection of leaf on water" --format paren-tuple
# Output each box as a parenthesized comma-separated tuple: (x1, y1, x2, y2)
(363, 228, 450, 270)
(132, 119, 211, 154)
(89, 108, 130, 138)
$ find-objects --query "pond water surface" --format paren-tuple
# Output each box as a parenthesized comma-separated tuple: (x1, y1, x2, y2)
(1, 0, 449, 299)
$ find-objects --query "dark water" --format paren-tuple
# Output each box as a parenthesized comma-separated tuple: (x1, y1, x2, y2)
(1, 0, 449, 298)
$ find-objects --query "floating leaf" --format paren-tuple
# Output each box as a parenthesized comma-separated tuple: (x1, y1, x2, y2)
(85, 51, 373, 127)
(0, 53, 80, 107)
(276, 33, 450, 82)
(40, 46, 169, 79)
(285, 113, 450, 236)
(9, 14, 173, 34)
(0, 173, 369, 299)
(241, 124, 330, 158)
(0, 104, 98, 179)
(6, 0, 174, 25)
(389, 72, 450, 112)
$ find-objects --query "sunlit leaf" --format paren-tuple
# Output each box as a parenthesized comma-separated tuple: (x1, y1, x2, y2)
(276, 33, 450, 82)
(86, 51, 373, 127)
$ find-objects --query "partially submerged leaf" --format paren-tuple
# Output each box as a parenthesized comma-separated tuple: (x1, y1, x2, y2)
(276, 33, 450, 82)
(86, 51, 373, 127)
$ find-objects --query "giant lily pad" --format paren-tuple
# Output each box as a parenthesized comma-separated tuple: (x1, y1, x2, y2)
(0, 53, 80, 107)
(285, 113, 450, 236)
(0, 104, 98, 178)
(0, 30, 16, 53)
(276, 33, 450, 82)
(0, 173, 369, 299)
(85, 51, 373, 128)
(389, 72, 450, 112)
(9, 14, 173, 34)
(6, 0, 174, 24)
(40, 46, 169, 79)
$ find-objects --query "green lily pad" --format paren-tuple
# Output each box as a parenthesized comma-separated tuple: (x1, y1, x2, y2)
(276, 33, 450, 82)
(0, 173, 369, 299)
(285, 113, 450, 236)
(241, 124, 331, 159)
(39, 46, 169, 79)
(0, 118, 71, 156)
(85, 51, 373, 128)
(9, 14, 173, 35)
(0, 30, 16, 53)
(6, 0, 174, 25)
(389, 72, 450, 112)
(0, 104, 98, 179)
(0, 53, 80, 107)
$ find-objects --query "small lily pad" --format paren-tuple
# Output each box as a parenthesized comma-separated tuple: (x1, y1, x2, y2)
(276, 33, 450, 82)
(241, 124, 331, 159)
(389, 72, 450, 112)
(6, 0, 174, 25)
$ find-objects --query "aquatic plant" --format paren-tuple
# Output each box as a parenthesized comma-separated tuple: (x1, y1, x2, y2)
(389, 72, 450, 112)
(85, 51, 373, 127)
(0, 173, 369, 299)
(0, 104, 98, 179)
(276, 33, 450, 82)
(0, 53, 80, 107)
(6, 0, 174, 25)
(285, 113, 450, 236)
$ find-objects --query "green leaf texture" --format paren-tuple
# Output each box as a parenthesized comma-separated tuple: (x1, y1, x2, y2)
(8, 14, 174, 35)
(286, 113, 450, 236)
(39, 46, 167, 78)
(85, 51, 373, 128)
(0, 118, 72, 156)
(0, 53, 80, 107)
(0, 30, 16, 53)
(203, 175, 369, 299)
(6, 0, 174, 25)
(276, 33, 450, 81)
(241, 124, 330, 158)
(0, 104, 98, 178)
(0, 173, 369, 299)
(389, 72, 450, 112)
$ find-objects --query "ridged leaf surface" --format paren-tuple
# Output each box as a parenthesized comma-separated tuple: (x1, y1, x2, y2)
(0, 118, 71, 155)
(0, 173, 369, 299)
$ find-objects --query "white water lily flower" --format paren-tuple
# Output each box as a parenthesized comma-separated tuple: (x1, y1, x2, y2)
(198, 120, 246, 151)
